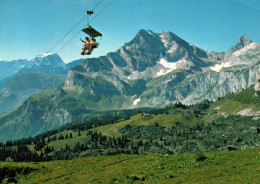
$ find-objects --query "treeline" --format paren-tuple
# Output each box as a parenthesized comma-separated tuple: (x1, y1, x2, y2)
(147, 100, 212, 116)
(0, 108, 153, 162)
(0, 100, 211, 149)
(2, 114, 258, 162)
(0, 100, 216, 162)
(0, 108, 151, 148)
(119, 115, 260, 154)
(0, 145, 45, 162)
(1, 99, 258, 162)
(45, 130, 172, 160)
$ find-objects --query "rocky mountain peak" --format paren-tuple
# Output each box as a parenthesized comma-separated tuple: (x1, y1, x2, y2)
(137, 29, 157, 37)
(236, 34, 252, 48)
(224, 34, 254, 62)
(32, 53, 64, 66)
(21, 53, 67, 74)
(160, 31, 183, 43)
(226, 34, 253, 54)
(126, 29, 160, 46)
(117, 29, 163, 71)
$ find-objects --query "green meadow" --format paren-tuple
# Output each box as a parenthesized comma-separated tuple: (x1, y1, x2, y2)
(1, 148, 259, 183)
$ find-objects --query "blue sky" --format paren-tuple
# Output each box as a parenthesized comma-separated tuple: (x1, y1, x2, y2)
(0, 0, 260, 63)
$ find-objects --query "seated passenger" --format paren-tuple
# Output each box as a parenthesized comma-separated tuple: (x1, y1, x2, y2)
(91, 38, 98, 48)
(80, 37, 90, 54)
(86, 38, 98, 54)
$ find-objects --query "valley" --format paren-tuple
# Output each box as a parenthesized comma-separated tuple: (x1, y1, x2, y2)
(1, 0, 260, 183)
(0, 29, 259, 184)
(0, 86, 259, 161)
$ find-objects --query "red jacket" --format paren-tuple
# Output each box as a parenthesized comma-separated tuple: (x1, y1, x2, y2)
(84, 40, 90, 46)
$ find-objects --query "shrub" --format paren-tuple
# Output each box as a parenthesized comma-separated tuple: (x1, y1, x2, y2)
(194, 153, 207, 161)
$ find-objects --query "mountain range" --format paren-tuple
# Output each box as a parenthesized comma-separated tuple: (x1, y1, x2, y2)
(63, 30, 259, 106)
(0, 29, 259, 142)
(0, 54, 85, 114)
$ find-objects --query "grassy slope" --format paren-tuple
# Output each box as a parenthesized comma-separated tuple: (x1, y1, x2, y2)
(210, 87, 260, 116)
(45, 108, 197, 148)
(92, 109, 196, 137)
(89, 87, 260, 137)
(0, 87, 259, 183)
(1, 148, 259, 183)
(35, 87, 259, 152)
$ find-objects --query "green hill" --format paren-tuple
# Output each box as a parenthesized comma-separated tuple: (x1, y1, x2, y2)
(90, 86, 260, 139)
(0, 86, 259, 161)
(0, 148, 259, 183)
(0, 86, 259, 183)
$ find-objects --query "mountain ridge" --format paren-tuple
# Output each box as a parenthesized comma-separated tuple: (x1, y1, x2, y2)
(0, 54, 87, 115)
(0, 29, 259, 142)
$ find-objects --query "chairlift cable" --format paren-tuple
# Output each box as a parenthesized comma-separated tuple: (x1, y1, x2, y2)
(89, 0, 114, 24)
(57, 30, 82, 54)
(46, 16, 85, 53)
(46, 0, 105, 54)
(92, 0, 105, 10)
(56, 0, 114, 54)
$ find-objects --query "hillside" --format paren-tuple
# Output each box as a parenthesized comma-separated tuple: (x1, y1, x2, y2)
(0, 86, 259, 161)
(0, 148, 259, 183)
(0, 59, 28, 81)
(91, 84, 260, 136)
(0, 72, 66, 114)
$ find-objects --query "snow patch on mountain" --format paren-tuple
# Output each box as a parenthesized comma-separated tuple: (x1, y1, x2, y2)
(156, 68, 171, 77)
(159, 57, 177, 69)
(147, 30, 157, 37)
(233, 43, 257, 57)
(210, 62, 232, 72)
(160, 34, 169, 48)
(35, 53, 55, 61)
(167, 42, 178, 53)
(42, 53, 54, 58)
(156, 53, 195, 76)
(127, 71, 140, 80)
(132, 97, 141, 106)
(155, 53, 177, 77)
(160, 31, 178, 53)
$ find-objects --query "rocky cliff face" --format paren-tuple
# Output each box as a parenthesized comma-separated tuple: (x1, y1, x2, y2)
(0, 30, 259, 142)
(63, 30, 259, 108)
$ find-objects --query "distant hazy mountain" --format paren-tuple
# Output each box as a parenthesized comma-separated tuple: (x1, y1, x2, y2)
(0, 54, 87, 114)
(0, 29, 259, 142)
(0, 53, 85, 84)
(0, 59, 28, 81)
(19, 53, 67, 74)
(0, 59, 29, 89)
(0, 72, 66, 114)
(0, 54, 66, 114)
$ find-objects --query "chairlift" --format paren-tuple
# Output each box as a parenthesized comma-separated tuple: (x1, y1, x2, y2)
(81, 10, 102, 55)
